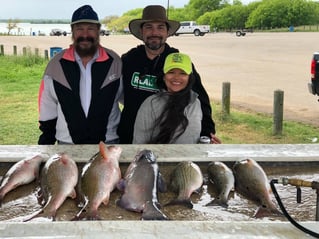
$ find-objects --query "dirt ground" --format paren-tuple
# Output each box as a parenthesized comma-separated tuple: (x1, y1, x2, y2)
(1, 32, 319, 127)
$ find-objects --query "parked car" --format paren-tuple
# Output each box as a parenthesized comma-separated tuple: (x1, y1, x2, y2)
(175, 21, 210, 36)
(50, 29, 67, 36)
(37, 31, 46, 36)
(309, 51, 319, 96)
(100, 29, 110, 36)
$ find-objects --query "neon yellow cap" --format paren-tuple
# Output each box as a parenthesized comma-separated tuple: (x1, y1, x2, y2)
(163, 53, 192, 74)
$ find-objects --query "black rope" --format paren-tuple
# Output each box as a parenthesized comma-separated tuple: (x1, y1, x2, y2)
(270, 179, 319, 238)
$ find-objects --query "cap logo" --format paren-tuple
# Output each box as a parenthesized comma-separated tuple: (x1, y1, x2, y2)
(80, 8, 90, 17)
(172, 54, 183, 64)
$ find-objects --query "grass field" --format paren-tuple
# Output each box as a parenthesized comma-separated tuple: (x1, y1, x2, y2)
(1, 54, 319, 145)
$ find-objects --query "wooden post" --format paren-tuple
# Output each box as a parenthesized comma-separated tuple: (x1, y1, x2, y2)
(0, 45, 4, 55)
(44, 50, 49, 60)
(35, 48, 39, 56)
(22, 47, 27, 56)
(222, 82, 231, 117)
(273, 90, 284, 135)
(13, 45, 17, 55)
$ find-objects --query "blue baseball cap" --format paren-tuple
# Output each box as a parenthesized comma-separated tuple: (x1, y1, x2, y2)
(71, 5, 100, 25)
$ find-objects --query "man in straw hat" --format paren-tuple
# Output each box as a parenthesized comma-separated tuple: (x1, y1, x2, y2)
(118, 5, 221, 144)
(38, 5, 122, 144)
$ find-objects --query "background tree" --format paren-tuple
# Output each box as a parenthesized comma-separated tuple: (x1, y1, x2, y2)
(186, 0, 223, 20)
(106, 8, 143, 33)
(167, 7, 190, 21)
(6, 19, 19, 35)
(246, 0, 318, 29)
(288, 0, 319, 26)
(207, 4, 249, 30)
(104, 0, 319, 33)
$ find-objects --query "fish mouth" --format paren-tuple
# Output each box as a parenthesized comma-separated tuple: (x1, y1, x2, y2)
(136, 150, 156, 163)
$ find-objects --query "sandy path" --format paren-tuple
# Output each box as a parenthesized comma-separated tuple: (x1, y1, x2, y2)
(1, 32, 319, 126)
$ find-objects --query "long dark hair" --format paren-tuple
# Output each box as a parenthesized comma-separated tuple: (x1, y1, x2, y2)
(148, 72, 195, 143)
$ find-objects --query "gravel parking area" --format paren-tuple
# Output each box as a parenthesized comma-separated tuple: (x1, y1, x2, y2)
(1, 32, 319, 126)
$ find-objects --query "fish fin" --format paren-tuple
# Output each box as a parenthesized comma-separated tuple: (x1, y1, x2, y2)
(165, 199, 193, 209)
(194, 187, 202, 195)
(141, 202, 169, 220)
(115, 198, 122, 208)
(99, 141, 108, 160)
(69, 189, 77, 199)
(72, 207, 101, 221)
(102, 195, 110, 206)
(75, 182, 85, 207)
(157, 173, 167, 193)
(117, 178, 126, 191)
(36, 190, 45, 206)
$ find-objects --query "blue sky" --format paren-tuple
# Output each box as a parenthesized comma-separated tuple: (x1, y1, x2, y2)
(0, 0, 253, 19)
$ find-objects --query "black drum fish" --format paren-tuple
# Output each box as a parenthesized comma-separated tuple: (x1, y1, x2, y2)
(116, 149, 168, 220)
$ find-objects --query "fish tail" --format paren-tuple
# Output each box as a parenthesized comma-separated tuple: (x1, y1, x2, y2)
(165, 198, 193, 209)
(99, 141, 108, 160)
(205, 198, 228, 208)
(253, 205, 283, 218)
(23, 209, 55, 222)
(142, 202, 169, 220)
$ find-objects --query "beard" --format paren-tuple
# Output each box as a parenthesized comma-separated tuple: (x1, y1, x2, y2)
(74, 36, 99, 57)
(145, 36, 165, 51)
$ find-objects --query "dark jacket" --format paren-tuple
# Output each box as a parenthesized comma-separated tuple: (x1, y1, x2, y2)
(118, 43, 215, 144)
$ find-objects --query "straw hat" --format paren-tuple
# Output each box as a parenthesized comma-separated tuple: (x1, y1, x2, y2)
(129, 5, 180, 40)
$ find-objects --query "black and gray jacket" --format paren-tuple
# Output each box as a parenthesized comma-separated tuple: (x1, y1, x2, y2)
(38, 45, 122, 144)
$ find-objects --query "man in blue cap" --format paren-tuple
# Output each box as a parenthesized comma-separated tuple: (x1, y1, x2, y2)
(38, 5, 123, 144)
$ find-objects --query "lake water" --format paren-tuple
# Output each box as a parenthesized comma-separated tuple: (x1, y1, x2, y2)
(0, 22, 71, 36)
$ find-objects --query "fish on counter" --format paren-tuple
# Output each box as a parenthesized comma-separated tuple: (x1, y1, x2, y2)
(206, 161, 234, 208)
(24, 153, 78, 221)
(73, 142, 122, 220)
(166, 161, 203, 209)
(0, 154, 45, 207)
(232, 158, 282, 218)
(116, 149, 168, 220)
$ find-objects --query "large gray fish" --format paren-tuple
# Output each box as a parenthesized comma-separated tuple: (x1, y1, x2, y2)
(166, 161, 203, 209)
(206, 161, 234, 208)
(0, 154, 44, 207)
(73, 142, 122, 220)
(24, 153, 78, 221)
(116, 149, 168, 220)
(233, 158, 282, 218)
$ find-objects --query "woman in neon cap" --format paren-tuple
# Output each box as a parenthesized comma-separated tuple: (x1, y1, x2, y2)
(133, 52, 202, 144)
